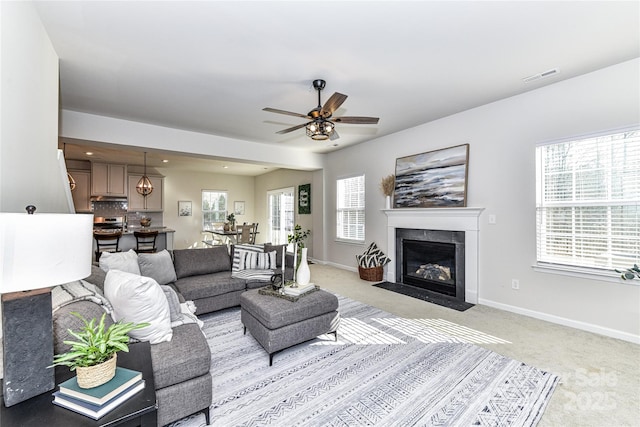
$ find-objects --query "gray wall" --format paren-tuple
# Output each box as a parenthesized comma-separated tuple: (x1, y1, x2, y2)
(323, 59, 640, 341)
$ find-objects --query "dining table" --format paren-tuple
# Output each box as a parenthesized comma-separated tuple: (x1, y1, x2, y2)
(204, 228, 259, 245)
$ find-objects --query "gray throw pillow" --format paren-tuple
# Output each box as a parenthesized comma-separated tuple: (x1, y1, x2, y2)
(138, 250, 178, 285)
(161, 285, 183, 323)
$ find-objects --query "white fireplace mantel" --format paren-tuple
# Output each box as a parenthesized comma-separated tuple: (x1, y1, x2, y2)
(383, 207, 484, 304)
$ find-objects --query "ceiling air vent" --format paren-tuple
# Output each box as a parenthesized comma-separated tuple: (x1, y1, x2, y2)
(522, 68, 560, 83)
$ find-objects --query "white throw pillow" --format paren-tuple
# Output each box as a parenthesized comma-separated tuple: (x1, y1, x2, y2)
(104, 270, 173, 344)
(99, 250, 141, 275)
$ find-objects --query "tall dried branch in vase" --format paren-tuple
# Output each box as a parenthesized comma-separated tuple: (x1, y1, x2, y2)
(380, 175, 395, 197)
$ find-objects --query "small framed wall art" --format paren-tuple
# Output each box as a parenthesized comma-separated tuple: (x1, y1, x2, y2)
(298, 184, 311, 214)
(178, 200, 192, 216)
(234, 201, 245, 215)
(394, 144, 469, 208)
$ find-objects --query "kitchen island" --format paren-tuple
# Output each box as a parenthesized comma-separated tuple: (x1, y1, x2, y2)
(93, 227, 175, 255)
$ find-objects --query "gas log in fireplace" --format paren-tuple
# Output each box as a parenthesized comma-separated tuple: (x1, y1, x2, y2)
(396, 228, 465, 300)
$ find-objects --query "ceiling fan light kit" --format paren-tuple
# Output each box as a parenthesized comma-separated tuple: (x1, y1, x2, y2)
(263, 79, 379, 141)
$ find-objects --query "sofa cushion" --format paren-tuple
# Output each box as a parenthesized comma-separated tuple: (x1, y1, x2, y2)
(138, 250, 177, 285)
(99, 249, 141, 275)
(149, 323, 211, 390)
(105, 270, 173, 344)
(173, 247, 230, 279)
(174, 271, 246, 301)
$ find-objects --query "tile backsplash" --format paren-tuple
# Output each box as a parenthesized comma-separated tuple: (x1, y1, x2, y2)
(92, 201, 127, 217)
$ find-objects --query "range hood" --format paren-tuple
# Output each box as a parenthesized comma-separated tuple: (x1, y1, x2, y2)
(90, 195, 128, 202)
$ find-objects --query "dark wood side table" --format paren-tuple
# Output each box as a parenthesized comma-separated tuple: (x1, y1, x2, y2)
(1, 341, 157, 427)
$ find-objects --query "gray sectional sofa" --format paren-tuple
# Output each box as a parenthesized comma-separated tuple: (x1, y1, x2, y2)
(52, 243, 293, 426)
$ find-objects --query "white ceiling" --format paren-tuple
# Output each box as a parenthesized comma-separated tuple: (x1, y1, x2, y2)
(36, 1, 639, 174)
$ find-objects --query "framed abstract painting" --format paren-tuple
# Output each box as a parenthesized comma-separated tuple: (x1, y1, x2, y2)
(394, 144, 469, 208)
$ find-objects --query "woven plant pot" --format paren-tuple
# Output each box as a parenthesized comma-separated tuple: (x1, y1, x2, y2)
(76, 353, 117, 389)
(358, 265, 383, 282)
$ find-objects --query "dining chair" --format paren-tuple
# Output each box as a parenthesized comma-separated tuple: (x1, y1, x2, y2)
(236, 224, 255, 244)
(249, 222, 258, 244)
(94, 230, 122, 261)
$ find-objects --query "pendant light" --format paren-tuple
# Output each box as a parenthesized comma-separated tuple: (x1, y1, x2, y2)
(136, 152, 153, 196)
(63, 143, 76, 191)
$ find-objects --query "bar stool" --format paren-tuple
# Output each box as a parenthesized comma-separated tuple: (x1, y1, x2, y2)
(134, 230, 158, 253)
(94, 230, 122, 262)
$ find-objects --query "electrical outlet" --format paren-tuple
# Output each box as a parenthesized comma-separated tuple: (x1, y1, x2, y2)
(511, 279, 520, 290)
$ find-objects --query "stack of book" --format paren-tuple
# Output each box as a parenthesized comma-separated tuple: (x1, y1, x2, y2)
(284, 283, 315, 296)
(52, 367, 145, 419)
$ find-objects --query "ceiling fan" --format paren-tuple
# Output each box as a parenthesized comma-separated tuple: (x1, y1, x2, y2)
(263, 79, 379, 141)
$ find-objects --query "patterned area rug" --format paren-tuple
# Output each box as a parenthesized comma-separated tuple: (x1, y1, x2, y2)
(170, 295, 558, 427)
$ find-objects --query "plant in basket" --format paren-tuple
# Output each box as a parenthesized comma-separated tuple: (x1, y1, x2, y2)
(50, 312, 148, 389)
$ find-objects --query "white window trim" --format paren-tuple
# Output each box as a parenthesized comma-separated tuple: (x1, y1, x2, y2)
(336, 173, 366, 243)
(534, 124, 640, 279)
(532, 262, 639, 285)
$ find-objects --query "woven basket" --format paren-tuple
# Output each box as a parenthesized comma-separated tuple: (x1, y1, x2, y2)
(76, 353, 117, 389)
(358, 265, 383, 282)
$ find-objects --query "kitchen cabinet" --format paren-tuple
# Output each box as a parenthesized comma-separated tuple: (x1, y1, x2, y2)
(91, 163, 127, 196)
(128, 174, 163, 211)
(69, 170, 91, 212)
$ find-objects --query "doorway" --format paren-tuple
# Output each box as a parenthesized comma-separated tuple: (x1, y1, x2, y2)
(267, 187, 294, 246)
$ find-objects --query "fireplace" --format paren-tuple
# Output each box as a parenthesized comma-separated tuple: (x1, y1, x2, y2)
(396, 228, 465, 299)
(384, 207, 483, 304)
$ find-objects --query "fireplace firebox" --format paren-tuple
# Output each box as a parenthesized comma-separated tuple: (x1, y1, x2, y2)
(396, 228, 465, 300)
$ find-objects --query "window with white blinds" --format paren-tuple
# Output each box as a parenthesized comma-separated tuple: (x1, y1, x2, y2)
(202, 190, 228, 231)
(337, 175, 365, 242)
(536, 128, 640, 272)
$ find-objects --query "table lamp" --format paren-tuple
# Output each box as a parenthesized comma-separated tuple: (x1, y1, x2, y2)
(1, 206, 93, 406)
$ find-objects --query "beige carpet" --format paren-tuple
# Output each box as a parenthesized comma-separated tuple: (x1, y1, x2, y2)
(311, 264, 640, 427)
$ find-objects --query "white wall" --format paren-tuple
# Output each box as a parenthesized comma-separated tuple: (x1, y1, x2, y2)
(324, 59, 640, 342)
(159, 168, 256, 249)
(0, 1, 66, 213)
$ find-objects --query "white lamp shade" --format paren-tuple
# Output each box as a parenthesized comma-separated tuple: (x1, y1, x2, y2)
(0, 213, 93, 293)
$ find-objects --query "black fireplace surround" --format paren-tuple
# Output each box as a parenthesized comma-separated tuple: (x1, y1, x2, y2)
(395, 228, 465, 300)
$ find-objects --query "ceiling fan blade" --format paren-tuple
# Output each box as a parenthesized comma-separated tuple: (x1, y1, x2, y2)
(332, 116, 380, 124)
(276, 122, 309, 134)
(329, 129, 340, 141)
(320, 92, 348, 118)
(263, 107, 310, 119)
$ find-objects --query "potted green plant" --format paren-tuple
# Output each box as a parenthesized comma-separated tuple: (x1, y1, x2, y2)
(226, 213, 236, 230)
(50, 312, 148, 389)
(616, 264, 639, 280)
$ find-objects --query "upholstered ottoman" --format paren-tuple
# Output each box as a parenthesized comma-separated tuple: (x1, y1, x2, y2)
(240, 288, 340, 365)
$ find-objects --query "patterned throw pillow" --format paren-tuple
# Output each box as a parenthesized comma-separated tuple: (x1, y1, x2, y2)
(358, 242, 391, 267)
(236, 249, 277, 271)
(232, 244, 264, 272)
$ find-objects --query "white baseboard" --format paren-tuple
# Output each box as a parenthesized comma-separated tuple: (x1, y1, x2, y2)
(479, 298, 640, 345)
(314, 260, 640, 344)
